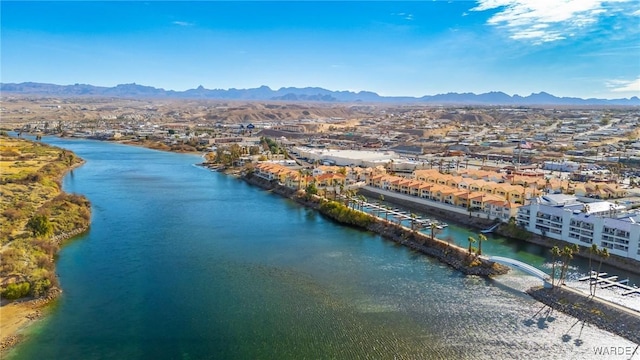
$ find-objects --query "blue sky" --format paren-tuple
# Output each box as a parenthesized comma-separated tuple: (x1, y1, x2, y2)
(1, 1, 639, 99)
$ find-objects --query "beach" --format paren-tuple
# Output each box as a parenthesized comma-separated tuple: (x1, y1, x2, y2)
(1, 291, 58, 352)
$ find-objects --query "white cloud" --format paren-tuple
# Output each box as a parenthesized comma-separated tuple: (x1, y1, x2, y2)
(471, 0, 635, 44)
(606, 77, 640, 93)
(391, 12, 414, 21)
(172, 21, 194, 27)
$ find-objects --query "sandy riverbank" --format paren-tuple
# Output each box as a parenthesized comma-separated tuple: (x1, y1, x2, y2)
(0, 288, 60, 354)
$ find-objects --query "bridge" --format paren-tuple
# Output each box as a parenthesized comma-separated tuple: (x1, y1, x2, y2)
(487, 256, 552, 288)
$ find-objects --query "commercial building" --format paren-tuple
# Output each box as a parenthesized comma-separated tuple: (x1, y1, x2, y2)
(516, 194, 640, 261)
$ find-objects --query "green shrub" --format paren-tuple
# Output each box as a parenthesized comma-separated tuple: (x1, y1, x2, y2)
(26, 214, 53, 237)
(2, 282, 31, 300)
(319, 201, 374, 227)
(30, 278, 52, 298)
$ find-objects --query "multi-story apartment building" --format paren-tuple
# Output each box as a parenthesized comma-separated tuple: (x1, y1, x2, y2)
(517, 194, 640, 261)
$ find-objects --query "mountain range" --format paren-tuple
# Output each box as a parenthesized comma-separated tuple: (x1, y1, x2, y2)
(2, 82, 639, 106)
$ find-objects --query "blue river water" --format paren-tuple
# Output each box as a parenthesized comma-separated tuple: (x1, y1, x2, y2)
(6, 136, 638, 359)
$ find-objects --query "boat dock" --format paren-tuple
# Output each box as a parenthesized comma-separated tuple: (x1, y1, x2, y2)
(356, 199, 448, 229)
(578, 271, 640, 296)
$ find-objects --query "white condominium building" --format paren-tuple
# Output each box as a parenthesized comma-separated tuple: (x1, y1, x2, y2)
(516, 194, 640, 261)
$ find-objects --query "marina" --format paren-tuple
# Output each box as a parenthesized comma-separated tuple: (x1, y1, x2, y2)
(354, 198, 448, 229)
(578, 271, 640, 296)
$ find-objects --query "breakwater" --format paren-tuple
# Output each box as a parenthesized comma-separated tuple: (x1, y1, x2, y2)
(527, 286, 640, 344)
(242, 174, 508, 277)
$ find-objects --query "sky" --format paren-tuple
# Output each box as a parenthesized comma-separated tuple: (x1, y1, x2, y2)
(1, 1, 639, 99)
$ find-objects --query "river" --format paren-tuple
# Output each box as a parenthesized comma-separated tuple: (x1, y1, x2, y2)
(6, 136, 638, 359)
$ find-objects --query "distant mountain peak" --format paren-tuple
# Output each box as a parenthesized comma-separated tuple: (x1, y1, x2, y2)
(1, 82, 638, 106)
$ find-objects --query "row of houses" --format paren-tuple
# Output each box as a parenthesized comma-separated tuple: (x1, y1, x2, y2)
(364, 167, 625, 222)
(443, 169, 627, 199)
(253, 161, 521, 221)
(366, 171, 522, 221)
(253, 162, 348, 194)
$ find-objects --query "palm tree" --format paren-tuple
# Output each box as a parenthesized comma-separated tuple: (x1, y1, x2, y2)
(358, 195, 367, 211)
(558, 246, 572, 285)
(550, 246, 561, 287)
(431, 223, 438, 242)
(559, 244, 579, 285)
(477, 233, 487, 256)
(410, 213, 417, 232)
(592, 248, 609, 299)
(467, 236, 476, 255)
(588, 244, 598, 295)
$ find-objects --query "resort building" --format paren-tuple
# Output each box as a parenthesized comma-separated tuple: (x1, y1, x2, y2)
(516, 194, 640, 261)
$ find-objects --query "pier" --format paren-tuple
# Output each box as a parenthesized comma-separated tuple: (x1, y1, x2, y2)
(578, 271, 640, 296)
